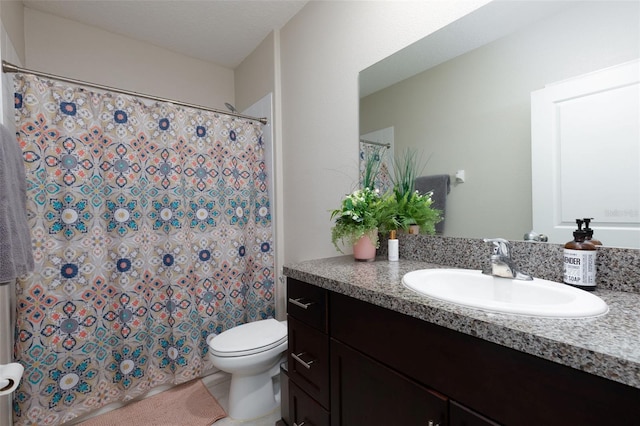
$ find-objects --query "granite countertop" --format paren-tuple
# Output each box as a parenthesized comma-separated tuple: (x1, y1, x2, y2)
(283, 255, 640, 390)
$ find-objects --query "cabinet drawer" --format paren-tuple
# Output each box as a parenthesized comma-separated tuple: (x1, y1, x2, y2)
(287, 278, 327, 332)
(290, 381, 330, 426)
(288, 316, 330, 409)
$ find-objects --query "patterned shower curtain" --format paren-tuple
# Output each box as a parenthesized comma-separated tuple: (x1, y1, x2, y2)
(11, 74, 274, 425)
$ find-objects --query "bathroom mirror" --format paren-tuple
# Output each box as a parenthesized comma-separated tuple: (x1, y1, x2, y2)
(359, 0, 640, 248)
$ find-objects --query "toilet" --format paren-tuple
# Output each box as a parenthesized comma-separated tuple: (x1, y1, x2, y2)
(207, 318, 288, 420)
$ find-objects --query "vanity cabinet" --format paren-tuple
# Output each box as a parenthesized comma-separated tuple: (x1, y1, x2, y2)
(449, 401, 500, 426)
(286, 277, 640, 425)
(289, 380, 330, 426)
(288, 316, 330, 408)
(331, 338, 448, 425)
(287, 278, 330, 426)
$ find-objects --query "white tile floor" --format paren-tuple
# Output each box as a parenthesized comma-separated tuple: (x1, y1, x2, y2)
(203, 371, 282, 426)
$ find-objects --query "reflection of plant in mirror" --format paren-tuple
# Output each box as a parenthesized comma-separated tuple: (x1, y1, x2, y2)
(392, 190, 441, 234)
(383, 149, 442, 234)
(393, 148, 425, 198)
(361, 145, 384, 190)
(360, 142, 393, 194)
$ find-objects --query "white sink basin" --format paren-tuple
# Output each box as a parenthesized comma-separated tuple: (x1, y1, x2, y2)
(402, 269, 608, 318)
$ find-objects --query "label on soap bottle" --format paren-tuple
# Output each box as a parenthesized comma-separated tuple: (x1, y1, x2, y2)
(563, 249, 596, 287)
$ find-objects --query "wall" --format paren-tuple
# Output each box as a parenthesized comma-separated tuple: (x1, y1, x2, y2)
(278, 0, 491, 263)
(235, 32, 288, 317)
(360, 1, 640, 241)
(0, 4, 23, 425)
(0, 0, 24, 127)
(0, 0, 25, 66)
(234, 32, 275, 112)
(23, 8, 234, 109)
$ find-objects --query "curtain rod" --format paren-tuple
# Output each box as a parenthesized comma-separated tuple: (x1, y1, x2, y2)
(360, 138, 391, 148)
(2, 60, 268, 125)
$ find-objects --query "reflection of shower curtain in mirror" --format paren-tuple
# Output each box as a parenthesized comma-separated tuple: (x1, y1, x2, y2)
(12, 73, 274, 425)
(359, 141, 393, 194)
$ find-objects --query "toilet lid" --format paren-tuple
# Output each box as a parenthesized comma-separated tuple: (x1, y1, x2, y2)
(209, 318, 287, 357)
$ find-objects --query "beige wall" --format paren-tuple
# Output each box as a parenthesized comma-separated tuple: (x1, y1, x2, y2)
(0, 1, 23, 129)
(0, 0, 25, 65)
(24, 8, 234, 110)
(279, 0, 490, 263)
(234, 32, 285, 316)
(0, 5, 23, 424)
(235, 32, 275, 112)
(360, 1, 639, 241)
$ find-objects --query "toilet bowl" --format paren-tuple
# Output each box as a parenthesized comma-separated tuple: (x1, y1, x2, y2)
(207, 318, 287, 420)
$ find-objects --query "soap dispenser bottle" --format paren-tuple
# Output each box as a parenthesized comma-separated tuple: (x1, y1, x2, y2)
(388, 230, 399, 262)
(563, 219, 597, 290)
(583, 218, 602, 246)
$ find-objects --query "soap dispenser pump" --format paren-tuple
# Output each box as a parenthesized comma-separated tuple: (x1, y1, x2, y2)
(563, 219, 597, 290)
(583, 218, 602, 246)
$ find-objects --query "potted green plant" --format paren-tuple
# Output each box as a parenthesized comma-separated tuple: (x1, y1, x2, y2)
(330, 186, 383, 260)
(388, 149, 442, 234)
(330, 146, 388, 260)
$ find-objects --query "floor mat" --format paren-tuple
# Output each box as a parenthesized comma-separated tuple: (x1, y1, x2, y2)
(78, 379, 227, 426)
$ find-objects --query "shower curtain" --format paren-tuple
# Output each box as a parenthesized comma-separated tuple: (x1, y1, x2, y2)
(11, 74, 274, 425)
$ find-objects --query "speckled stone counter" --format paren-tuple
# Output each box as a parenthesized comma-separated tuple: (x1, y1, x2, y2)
(283, 255, 640, 390)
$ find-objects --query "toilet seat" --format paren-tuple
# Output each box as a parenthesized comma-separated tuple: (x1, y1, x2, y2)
(209, 318, 287, 357)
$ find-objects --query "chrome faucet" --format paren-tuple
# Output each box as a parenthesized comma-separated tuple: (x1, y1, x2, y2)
(483, 238, 532, 280)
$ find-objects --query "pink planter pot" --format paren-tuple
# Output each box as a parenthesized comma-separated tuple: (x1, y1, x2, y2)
(353, 231, 377, 262)
(408, 224, 420, 235)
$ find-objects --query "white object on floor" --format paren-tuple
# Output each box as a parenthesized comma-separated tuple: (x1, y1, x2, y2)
(0, 362, 24, 396)
(207, 319, 287, 420)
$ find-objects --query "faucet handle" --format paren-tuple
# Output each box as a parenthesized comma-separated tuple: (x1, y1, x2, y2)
(483, 238, 511, 257)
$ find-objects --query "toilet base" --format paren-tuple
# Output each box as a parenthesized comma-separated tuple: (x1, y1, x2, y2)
(206, 320, 288, 420)
(228, 368, 279, 420)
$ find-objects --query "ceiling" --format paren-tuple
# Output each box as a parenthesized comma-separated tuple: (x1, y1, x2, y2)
(22, 0, 308, 69)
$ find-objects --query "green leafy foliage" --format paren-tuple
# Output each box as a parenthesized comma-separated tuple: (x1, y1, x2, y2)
(392, 189, 441, 234)
(392, 148, 425, 198)
(330, 146, 390, 253)
(330, 187, 383, 252)
(361, 146, 384, 191)
(330, 147, 441, 255)
(383, 148, 442, 234)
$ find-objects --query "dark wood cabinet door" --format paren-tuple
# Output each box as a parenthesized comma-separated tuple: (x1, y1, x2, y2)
(331, 339, 448, 426)
(450, 400, 501, 426)
(288, 316, 330, 408)
(290, 381, 330, 426)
